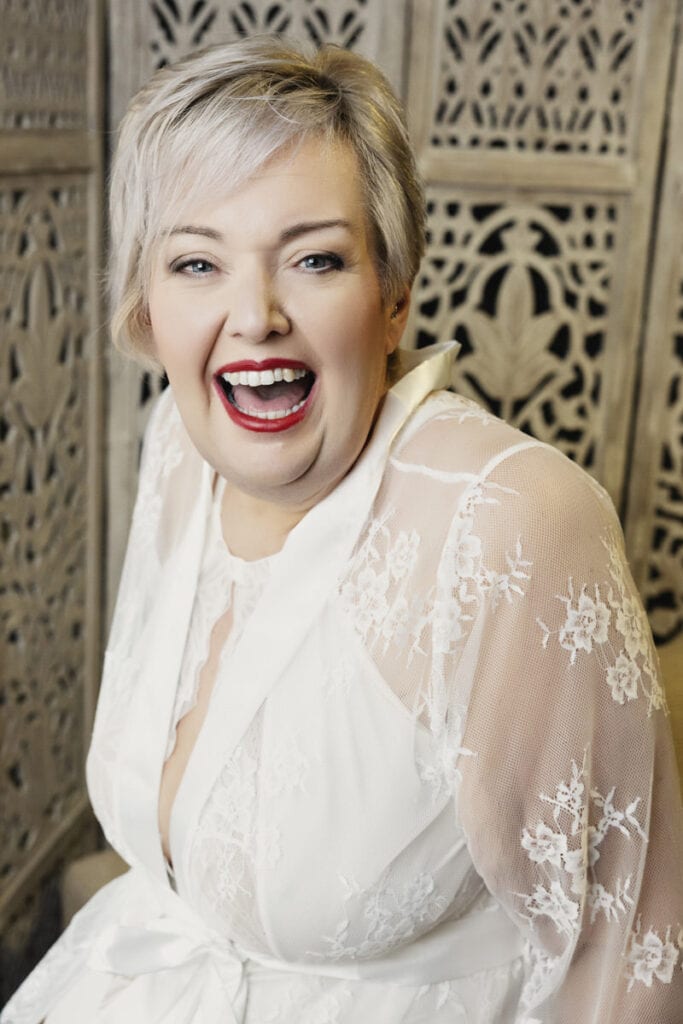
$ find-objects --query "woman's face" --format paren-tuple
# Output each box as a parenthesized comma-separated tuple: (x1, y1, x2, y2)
(147, 137, 408, 511)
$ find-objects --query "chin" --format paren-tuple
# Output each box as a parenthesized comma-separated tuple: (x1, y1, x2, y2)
(215, 451, 326, 506)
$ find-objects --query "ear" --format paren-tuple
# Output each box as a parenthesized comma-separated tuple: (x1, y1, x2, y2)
(136, 303, 164, 371)
(386, 287, 411, 354)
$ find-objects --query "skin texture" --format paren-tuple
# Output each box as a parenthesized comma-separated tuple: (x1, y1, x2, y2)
(147, 137, 410, 559)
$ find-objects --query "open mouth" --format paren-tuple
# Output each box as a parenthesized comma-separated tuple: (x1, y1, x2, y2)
(214, 359, 316, 432)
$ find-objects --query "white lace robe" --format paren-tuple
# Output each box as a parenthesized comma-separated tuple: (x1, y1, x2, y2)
(3, 344, 682, 1024)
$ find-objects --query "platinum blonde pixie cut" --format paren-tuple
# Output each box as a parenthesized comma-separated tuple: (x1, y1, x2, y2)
(109, 35, 426, 369)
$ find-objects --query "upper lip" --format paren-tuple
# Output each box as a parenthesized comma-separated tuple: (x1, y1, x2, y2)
(215, 358, 312, 374)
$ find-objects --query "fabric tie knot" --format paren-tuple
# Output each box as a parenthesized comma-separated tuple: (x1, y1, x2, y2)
(86, 901, 248, 1024)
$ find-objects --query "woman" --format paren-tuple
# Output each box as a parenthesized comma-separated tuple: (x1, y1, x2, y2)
(3, 36, 682, 1024)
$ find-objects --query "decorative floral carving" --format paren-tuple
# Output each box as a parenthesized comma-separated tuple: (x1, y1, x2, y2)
(1, 1, 88, 129)
(0, 181, 90, 891)
(416, 197, 616, 471)
(148, 0, 373, 70)
(430, 0, 645, 156)
(642, 294, 683, 643)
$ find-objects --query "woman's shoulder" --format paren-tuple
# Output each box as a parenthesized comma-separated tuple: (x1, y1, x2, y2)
(393, 389, 618, 538)
(395, 389, 536, 467)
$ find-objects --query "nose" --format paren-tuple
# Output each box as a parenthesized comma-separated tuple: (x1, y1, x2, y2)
(223, 264, 289, 343)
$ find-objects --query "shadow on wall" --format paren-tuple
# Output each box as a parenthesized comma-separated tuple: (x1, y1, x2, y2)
(0, 875, 61, 1007)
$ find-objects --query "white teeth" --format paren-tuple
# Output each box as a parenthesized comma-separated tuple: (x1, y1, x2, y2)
(236, 397, 307, 420)
(221, 366, 308, 387)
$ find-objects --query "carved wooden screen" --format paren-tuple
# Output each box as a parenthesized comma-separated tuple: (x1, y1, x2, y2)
(407, 0, 675, 508)
(625, 19, 683, 645)
(0, 0, 103, 997)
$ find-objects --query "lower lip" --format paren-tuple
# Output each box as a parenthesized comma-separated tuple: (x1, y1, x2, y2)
(213, 378, 315, 433)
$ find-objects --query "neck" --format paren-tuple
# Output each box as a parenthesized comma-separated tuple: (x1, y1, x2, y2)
(220, 482, 312, 561)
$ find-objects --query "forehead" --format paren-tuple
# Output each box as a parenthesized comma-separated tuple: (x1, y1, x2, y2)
(158, 136, 366, 239)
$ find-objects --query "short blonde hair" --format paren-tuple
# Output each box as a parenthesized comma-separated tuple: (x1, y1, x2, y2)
(109, 36, 426, 368)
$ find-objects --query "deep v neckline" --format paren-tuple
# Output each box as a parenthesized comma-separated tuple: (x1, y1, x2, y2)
(159, 477, 278, 868)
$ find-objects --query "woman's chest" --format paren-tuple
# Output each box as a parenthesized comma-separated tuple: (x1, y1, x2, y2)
(173, 613, 480, 958)
(158, 605, 235, 863)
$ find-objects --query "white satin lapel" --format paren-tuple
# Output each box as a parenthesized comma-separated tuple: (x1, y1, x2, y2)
(116, 456, 213, 882)
(391, 341, 460, 404)
(171, 342, 460, 890)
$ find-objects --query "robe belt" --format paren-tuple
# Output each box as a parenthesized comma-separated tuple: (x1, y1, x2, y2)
(86, 888, 247, 1024)
(83, 869, 524, 1021)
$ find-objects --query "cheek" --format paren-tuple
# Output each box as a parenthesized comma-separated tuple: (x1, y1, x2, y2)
(324, 304, 389, 368)
(149, 301, 214, 372)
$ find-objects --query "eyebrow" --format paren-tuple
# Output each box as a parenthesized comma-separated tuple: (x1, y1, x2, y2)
(168, 219, 354, 244)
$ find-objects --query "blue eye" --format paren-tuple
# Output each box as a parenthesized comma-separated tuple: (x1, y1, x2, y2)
(173, 258, 215, 276)
(299, 253, 343, 272)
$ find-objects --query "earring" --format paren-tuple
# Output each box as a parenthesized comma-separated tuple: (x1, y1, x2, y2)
(390, 303, 400, 319)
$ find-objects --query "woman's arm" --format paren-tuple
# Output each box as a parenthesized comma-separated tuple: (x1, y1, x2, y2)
(456, 445, 683, 1022)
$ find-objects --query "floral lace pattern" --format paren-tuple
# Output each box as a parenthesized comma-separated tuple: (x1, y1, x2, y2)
(263, 729, 310, 801)
(166, 547, 234, 758)
(339, 510, 422, 655)
(166, 503, 274, 757)
(256, 978, 352, 1024)
(130, 399, 184, 550)
(340, 479, 531, 732)
(537, 532, 666, 714)
(517, 755, 646, 935)
(520, 938, 563, 1015)
(321, 871, 448, 961)
(625, 919, 682, 990)
(195, 741, 259, 905)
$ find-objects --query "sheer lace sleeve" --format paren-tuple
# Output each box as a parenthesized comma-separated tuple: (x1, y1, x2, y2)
(456, 444, 683, 1023)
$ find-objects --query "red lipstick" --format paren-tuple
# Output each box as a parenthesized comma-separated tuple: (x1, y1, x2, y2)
(213, 358, 316, 433)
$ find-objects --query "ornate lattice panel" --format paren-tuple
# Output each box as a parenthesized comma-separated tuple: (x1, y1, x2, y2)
(407, 0, 675, 531)
(416, 192, 618, 471)
(625, 16, 683, 646)
(1, 0, 90, 130)
(642, 318, 683, 643)
(424, 0, 646, 157)
(0, 178, 90, 895)
(112, 0, 407, 129)
(147, 0, 391, 71)
(0, 0, 103, 994)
